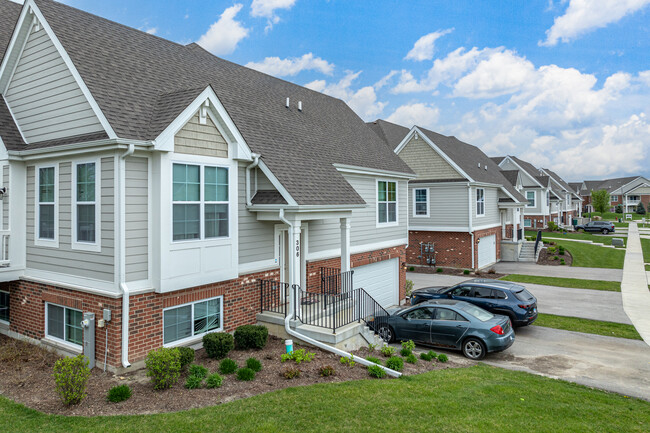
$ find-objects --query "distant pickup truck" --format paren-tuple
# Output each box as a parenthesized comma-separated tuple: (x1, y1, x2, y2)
(575, 221, 616, 234)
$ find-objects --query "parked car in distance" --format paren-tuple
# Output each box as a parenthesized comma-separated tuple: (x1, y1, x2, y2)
(575, 221, 615, 234)
(372, 300, 514, 360)
(410, 279, 538, 327)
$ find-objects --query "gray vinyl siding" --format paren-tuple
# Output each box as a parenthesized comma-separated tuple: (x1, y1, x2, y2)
(499, 159, 538, 187)
(397, 135, 464, 180)
(238, 163, 276, 264)
(4, 27, 104, 144)
(125, 157, 149, 282)
(26, 157, 115, 281)
(254, 167, 276, 193)
(522, 188, 544, 214)
(472, 187, 500, 227)
(408, 183, 469, 228)
(174, 112, 228, 158)
(2, 165, 8, 231)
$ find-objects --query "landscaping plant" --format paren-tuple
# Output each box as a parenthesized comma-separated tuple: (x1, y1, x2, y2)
(205, 373, 223, 389)
(419, 352, 433, 361)
(188, 364, 209, 379)
(184, 375, 203, 389)
(405, 353, 418, 364)
(380, 345, 396, 357)
(219, 358, 238, 375)
(203, 332, 234, 359)
(463, 269, 470, 275)
(405, 279, 414, 298)
(236, 367, 256, 381)
(365, 356, 382, 365)
(283, 367, 301, 379)
(245, 357, 263, 372)
(385, 356, 404, 372)
(319, 365, 336, 377)
(400, 340, 415, 356)
(367, 365, 386, 378)
(177, 347, 195, 370)
(52, 354, 91, 405)
(280, 348, 314, 364)
(234, 325, 269, 350)
(339, 356, 356, 367)
(145, 347, 181, 390)
(437, 354, 448, 363)
(436, 267, 443, 273)
(106, 384, 132, 403)
(367, 343, 377, 352)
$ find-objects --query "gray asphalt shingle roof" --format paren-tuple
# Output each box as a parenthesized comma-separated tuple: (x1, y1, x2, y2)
(367, 119, 410, 150)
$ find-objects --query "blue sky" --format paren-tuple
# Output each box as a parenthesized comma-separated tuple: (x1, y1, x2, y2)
(30, 0, 650, 181)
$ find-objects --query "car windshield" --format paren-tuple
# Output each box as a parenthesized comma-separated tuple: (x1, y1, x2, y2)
(514, 289, 535, 301)
(458, 303, 494, 322)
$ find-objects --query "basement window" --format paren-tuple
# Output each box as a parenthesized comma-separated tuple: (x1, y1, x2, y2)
(0, 291, 9, 323)
(46, 303, 82, 347)
(163, 296, 223, 345)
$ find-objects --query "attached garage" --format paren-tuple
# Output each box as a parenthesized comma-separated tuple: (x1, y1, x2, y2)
(353, 258, 399, 308)
(477, 234, 497, 269)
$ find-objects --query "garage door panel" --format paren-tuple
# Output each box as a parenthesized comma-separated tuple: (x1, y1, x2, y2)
(478, 234, 496, 269)
(353, 258, 398, 308)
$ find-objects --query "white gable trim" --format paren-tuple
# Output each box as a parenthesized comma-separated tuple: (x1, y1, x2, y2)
(256, 160, 298, 206)
(0, 0, 117, 140)
(623, 181, 650, 195)
(154, 86, 252, 161)
(615, 177, 646, 195)
(540, 168, 571, 194)
(0, 137, 8, 161)
(1, 94, 27, 144)
(499, 156, 543, 188)
(394, 126, 472, 182)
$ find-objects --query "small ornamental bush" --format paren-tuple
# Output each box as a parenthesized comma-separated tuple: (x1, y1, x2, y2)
(236, 367, 256, 381)
(405, 353, 418, 364)
(463, 270, 470, 275)
(203, 332, 234, 359)
(385, 356, 404, 372)
(234, 325, 269, 350)
(184, 375, 203, 389)
(283, 367, 301, 379)
(339, 356, 356, 367)
(420, 352, 433, 361)
(206, 373, 223, 389)
(400, 348, 411, 357)
(380, 346, 396, 357)
(400, 340, 415, 356)
(281, 348, 314, 364)
(367, 365, 386, 378)
(145, 347, 181, 390)
(560, 259, 566, 265)
(437, 354, 448, 363)
(245, 357, 263, 372)
(367, 343, 377, 352)
(436, 267, 443, 273)
(107, 384, 132, 403)
(319, 365, 335, 377)
(188, 364, 208, 379)
(409, 266, 415, 272)
(366, 356, 382, 365)
(177, 347, 195, 370)
(553, 255, 559, 261)
(428, 350, 437, 359)
(219, 358, 238, 375)
(52, 354, 91, 405)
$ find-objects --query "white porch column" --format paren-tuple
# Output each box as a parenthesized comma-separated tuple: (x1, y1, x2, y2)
(340, 217, 351, 272)
(501, 210, 506, 239)
(520, 208, 525, 239)
(511, 207, 518, 242)
(288, 221, 302, 288)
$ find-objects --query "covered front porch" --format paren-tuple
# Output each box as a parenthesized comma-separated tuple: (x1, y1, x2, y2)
(499, 202, 526, 262)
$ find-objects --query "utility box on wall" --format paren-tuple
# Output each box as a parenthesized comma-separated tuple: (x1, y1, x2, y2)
(82, 312, 95, 369)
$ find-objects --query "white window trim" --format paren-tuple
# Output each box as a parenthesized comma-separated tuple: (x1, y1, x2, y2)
(171, 161, 232, 244)
(44, 302, 83, 349)
(413, 188, 429, 218)
(476, 188, 485, 217)
(0, 289, 9, 325)
(162, 296, 224, 347)
(611, 195, 618, 202)
(34, 163, 59, 248)
(525, 191, 536, 208)
(72, 159, 101, 252)
(376, 179, 399, 228)
(524, 219, 532, 227)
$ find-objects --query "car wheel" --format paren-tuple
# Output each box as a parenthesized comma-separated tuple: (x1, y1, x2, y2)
(462, 338, 486, 360)
(378, 325, 395, 343)
(602, 229, 609, 234)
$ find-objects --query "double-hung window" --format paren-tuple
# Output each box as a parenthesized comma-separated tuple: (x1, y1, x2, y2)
(378, 180, 397, 224)
(36, 165, 57, 245)
(414, 188, 429, 217)
(524, 219, 532, 227)
(46, 303, 83, 347)
(173, 163, 229, 241)
(526, 191, 535, 207)
(73, 161, 100, 250)
(476, 188, 485, 216)
(163, 297, 222, 344)
(546, 192, 550, 207)
(0, 291, 9, 323)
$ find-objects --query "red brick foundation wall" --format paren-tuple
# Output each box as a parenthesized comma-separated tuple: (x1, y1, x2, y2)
(406, 231, 472, 269)
(525, 215, 547, 229)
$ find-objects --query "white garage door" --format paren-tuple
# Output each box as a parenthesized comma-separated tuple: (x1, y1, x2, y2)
(353, 258, 399, 308)
(477, 234, 497, 269)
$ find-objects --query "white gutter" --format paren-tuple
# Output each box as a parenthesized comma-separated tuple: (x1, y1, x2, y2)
(277, 209, 401, 378)
(119, 283, 131, 368)
(246, 153, 261, 206)
(468, 183, 475, 269)
(118, 144, 135, 368)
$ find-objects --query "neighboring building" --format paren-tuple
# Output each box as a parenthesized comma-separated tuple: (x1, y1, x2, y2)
(539, 168, 582, 223)
(369, 120, 527, 270)
(577, 176, 650, 213)
(0, 0, 414, 370)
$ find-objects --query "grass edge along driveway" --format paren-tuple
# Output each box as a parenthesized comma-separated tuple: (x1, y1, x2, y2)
(499, 274, 621, 291)
(0, 365, 648, 433)
(534, 313, 642, 340)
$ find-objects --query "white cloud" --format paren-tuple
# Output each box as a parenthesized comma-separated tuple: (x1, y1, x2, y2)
(404, 28, 453, 61)
(541, 0, 650, 46)
(197, 4, 249, 55)
(250, 0, 297, 31)
(246, 53, 334, 77)
(386, 103, 440, 129)
(144, 27, 158, 35)
(305, 71, 387, 119)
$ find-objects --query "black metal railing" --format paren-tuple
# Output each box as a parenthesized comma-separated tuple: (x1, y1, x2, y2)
(517, 228, 523, 241)
(320, 268, 354, 295)
(357, 288, 391, 341)
(260, 279, 289, 316)
(533, 230, 542, 255)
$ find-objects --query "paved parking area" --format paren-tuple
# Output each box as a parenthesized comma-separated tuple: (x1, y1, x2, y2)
(492, 262, 622, 281)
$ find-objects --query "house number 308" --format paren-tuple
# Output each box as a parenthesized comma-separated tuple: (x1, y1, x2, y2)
(295, 240, 300, 257)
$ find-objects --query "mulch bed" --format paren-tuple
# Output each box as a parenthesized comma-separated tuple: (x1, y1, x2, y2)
(537, 245, 573, 266)
(0, 334, 467, 416)
(408, 266, 506, 279)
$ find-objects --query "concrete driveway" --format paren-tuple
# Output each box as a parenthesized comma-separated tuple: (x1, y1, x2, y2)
(492, 262, 623, 281)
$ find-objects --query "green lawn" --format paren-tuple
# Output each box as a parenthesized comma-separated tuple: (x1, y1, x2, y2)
(534, 313, 642, 340)
(524, 230, 626, 247)
(583, 211, 644, 220)
(499, 274, 620, 291)
(0, 366, 648, 433)
(641, 238, 650, 264)
(613, 222, 629, 228)
(546, 240, 625, 269)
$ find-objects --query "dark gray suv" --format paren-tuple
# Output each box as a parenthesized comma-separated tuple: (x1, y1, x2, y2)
(575, 221, 615, 234)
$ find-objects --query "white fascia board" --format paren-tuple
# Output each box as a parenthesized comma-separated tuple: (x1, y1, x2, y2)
(333, 163, 415, 179)
(502, 156, 543, 188)
(8, 139, 153, 160)
(0, 2, 32, 92)
(623, 182, 650, 194)
(6, 1, 118, 139)
(619, 177, 648, 194)
(409, 226, 470, 233)
(256, 159, 298, 206)
(395, 126, 472, 182)
(0, 137, 7, 161)
(153, 85, 252, 161)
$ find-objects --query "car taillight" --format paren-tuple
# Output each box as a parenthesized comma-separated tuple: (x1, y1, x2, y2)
(518, 304, 531, 309)
(490, 325, 504, 335)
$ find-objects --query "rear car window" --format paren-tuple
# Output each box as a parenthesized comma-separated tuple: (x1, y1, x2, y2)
(514, 289, 534, 302)
(434, 308, 466, 321)
(494, 290, 506, 299)
(458, 304, 494, 322)
(473, 287, 493, 298)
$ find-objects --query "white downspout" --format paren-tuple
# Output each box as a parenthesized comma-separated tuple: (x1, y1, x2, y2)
(119, 144, 135, 368)
(468, 183, 475, 270)
(246, 153, 261, 206)
(278, 209, 401, 378)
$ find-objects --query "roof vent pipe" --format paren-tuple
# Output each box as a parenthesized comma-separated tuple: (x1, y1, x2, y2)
(298, 101, 302, 111)
(286, 97, 290, 108)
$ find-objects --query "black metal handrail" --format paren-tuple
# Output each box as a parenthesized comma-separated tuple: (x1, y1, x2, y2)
(260, 279, 289, 316)
(517, 228, 523, 241)
(320, 268, 354, 295)
(533, 230, 542, 255)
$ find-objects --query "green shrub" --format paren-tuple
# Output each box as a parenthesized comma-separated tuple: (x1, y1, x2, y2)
(234, 325, 269, 350)
(419, 352, 432, 361)
(399, 347, 411, 357)
(366, 356, 382, 365)
(463, 269, 470, 275)
(184, 375, 203, 389)
(400, 340, 415, 356)
(367, 365, 386, 378)
(145, 347, 181, 390)
(553, 255, 559, 260)
(427, 350, 437, 359)
(205, 373, 223, 389)
(437, 354, 448, 363)
(245, 357, 263, 372)
(188, 364, 208, 379)
(236, 367, 256, 381)
(367, 343, 377, 352)
(281, 348, 314, 364)
(203, 332, 234, 359)
(219, 358, 238, 375)
(385, 356, 404, 372)
(436, 267, 443, 273)
(560, 259, 566, 265)
(548, 221, 558, 231)
(405, 353, 418, 364)
(339, 356, 355, 367)
(107, 384, 132, 403)
(409, 266, 415, 272)
(380, 346, 396, 357)
(319, 365, 335, 377)
(52, 354, 91, 405)
(547, 246, 556, 253)
(405, 279, 414, 298)
(283, 367, 301, 379)
(177, 347, 195, 370)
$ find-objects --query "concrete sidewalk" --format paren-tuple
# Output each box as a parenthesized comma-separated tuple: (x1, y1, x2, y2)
(492, 262, 623, 281)
(620, 222, 650, 346)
